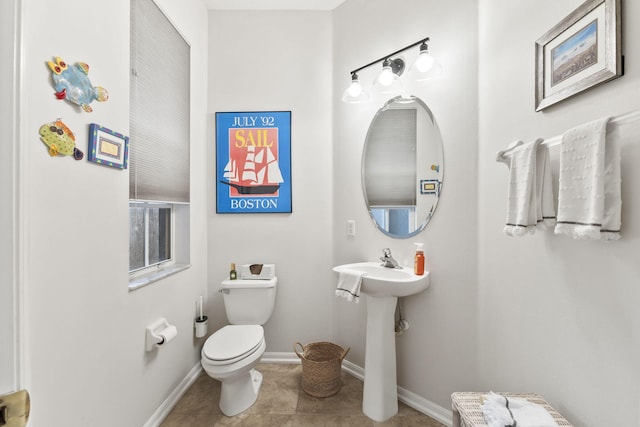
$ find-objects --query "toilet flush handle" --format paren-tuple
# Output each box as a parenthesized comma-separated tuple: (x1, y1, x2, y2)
(218, 288, 230, 294)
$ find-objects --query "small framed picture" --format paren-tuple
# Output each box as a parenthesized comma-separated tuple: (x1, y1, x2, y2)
(535, 0, 622, 111)
(88, 123, 129, 169)
(420, 179, 440, 195)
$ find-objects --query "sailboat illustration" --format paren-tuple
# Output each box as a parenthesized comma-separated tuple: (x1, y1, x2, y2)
(220, 145, 284, 195)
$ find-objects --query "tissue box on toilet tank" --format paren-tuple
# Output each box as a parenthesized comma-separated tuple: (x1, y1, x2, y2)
(239, 264, 275, 280)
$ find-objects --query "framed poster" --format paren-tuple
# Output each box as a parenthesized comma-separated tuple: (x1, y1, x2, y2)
(535, 0, 622, 111)
(215, 111, 292, 213)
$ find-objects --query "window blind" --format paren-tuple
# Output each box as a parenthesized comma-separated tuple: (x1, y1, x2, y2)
(130, 0, 190, 203)
(363, 108, 417, 206)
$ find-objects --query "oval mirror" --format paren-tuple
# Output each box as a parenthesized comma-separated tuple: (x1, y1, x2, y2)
(362, 95, 444, 238)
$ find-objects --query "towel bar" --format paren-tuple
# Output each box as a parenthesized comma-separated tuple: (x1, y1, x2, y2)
(496, 109, 640, 164)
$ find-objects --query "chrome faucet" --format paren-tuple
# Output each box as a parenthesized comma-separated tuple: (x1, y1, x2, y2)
(379, 248, 399, 268)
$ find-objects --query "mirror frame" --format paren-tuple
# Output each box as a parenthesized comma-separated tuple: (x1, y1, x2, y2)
(361, 95, 444, 238)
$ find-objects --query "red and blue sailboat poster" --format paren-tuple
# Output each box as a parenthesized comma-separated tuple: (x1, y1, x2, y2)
(215, 111, 292, 213)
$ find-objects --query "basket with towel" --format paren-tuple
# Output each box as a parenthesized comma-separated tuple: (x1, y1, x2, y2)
(451, 392, 573, 427)
(294, 341, 350, 397)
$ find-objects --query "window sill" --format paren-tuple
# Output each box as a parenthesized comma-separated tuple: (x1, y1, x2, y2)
(128, 263, 191, 291)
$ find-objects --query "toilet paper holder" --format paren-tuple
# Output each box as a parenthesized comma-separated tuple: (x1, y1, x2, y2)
(145, 318, 178, 351)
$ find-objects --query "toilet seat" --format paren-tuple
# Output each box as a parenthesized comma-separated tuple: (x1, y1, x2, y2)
(202, 325, 264, 366)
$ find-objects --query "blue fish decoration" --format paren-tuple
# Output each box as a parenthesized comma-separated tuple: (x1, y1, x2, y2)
(47, 56, 108, 112)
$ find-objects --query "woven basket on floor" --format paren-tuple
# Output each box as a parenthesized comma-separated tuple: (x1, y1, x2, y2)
(294, 341, 350, 398)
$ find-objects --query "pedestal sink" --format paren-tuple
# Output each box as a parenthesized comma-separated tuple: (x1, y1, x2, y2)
(333, 262, 430, 422)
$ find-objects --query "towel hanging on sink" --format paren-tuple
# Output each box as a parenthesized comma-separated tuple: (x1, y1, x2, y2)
(335, 270, 364, 303)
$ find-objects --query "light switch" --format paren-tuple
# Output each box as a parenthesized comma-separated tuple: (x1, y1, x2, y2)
(347, 220, 356, 236)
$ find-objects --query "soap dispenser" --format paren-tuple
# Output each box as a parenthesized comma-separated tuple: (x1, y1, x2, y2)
(414, 243, 425, 275)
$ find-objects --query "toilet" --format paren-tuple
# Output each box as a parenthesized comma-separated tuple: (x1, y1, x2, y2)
(201, 277, 277, 416)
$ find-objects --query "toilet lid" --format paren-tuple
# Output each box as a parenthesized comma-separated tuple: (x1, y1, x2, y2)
(203, 325, 264, 361)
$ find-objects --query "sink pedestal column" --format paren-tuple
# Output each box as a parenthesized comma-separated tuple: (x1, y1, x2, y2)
(362, 295, 398, 422)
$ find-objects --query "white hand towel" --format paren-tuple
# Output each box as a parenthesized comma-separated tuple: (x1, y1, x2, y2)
(602, 125, 622, 240)
(335, 270, 364, 303)
(504, 139, 543, 236)
(554, 117, 621, 240)
(481, 393, 559, 427)
(481, 393, 516, 427)
(535, 145, 556, 229)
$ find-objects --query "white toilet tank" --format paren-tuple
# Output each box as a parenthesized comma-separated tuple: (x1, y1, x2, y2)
(220, 277, 277, 325)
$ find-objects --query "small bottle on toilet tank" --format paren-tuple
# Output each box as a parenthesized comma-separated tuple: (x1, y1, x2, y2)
(230, 263, 237, 280)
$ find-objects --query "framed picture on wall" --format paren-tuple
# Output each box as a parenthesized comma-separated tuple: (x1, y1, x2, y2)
(535, 0, 622, 111)
(87, 123, 129, 169)
(215, 111, 292, 214)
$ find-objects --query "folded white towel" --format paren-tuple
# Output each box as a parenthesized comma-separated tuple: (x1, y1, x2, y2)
(504, 139, 543, 236)
(335, 270, 364, 303)
(481, 392, 559, 427)
(555, 117, 621, 240)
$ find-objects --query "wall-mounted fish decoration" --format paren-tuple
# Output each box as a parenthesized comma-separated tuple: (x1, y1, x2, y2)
(39, 119, 83, 160)
(47, 56, 108, 112)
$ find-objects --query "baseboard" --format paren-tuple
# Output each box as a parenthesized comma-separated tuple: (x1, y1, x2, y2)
(143, 362, 203, 427)
(398, 386, 453, 426)
(276, 353, 453, 426)
(143, 353, 297, 426)
(342, 359, 364, 381)
(261, 351, 302, 364)
(144, 353, 452, 427)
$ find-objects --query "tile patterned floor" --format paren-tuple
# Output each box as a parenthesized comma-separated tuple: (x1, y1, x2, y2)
(161, 363, 445, 426)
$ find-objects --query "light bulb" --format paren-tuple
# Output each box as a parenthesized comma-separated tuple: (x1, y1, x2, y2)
(415, 51, 435, 73)
(342, 73, 370, 103)
(347, 80, 363, 97)
(378, 66, 394, 87)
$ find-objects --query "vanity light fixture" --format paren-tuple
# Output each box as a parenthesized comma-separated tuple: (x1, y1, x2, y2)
(342, 37, 439, 103)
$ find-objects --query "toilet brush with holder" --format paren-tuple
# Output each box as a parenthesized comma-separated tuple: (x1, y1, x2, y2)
(194, 296, 208, 338)
(195, 316, 208, 338)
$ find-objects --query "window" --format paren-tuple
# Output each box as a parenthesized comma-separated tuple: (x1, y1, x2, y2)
(129, 203, 172, 272)
(370, 207, 417, 237)
(129, 0, 190, 289)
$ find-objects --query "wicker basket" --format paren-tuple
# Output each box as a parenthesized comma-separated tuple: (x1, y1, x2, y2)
(294, 341, 350, 397)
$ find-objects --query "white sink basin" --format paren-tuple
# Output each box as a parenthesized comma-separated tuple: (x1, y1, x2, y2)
(333, 261, 431, 421)
(332, 261, 430, 297)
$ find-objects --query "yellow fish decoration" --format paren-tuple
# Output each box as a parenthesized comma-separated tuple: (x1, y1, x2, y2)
(39, 119, 83, 160)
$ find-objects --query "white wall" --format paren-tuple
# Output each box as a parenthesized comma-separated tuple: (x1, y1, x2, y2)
(207, 11, 335, 350)
(478, 1, 640, 426)
(332, 0, 479, 410)
(20, 0, 208, 425)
